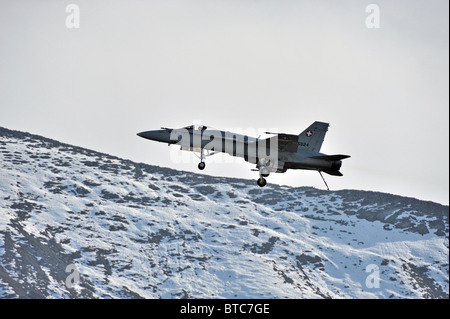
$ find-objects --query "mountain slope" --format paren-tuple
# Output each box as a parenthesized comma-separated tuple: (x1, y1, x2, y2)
(0, 127, 448, 298)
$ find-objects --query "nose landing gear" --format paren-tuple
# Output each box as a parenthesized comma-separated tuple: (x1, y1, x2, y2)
(197, 147, 210, 171)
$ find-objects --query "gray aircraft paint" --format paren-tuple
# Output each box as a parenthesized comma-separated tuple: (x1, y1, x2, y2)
(137, 121, 350, 187)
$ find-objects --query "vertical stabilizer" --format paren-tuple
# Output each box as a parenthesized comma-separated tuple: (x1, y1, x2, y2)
(297, 121, 329, 152)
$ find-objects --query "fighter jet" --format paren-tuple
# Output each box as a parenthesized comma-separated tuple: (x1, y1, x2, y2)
(137, 121, 350, 188)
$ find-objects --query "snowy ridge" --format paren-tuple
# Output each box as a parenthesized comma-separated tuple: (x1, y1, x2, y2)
(0, 127, 448, 298)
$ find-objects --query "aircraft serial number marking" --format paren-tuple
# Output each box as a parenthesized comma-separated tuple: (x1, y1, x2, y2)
(298, 142, 309, 147)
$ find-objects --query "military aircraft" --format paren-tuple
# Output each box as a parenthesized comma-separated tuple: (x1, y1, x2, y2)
(137, 121, 350, 188)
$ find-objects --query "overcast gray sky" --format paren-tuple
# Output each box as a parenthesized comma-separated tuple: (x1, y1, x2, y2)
(1, 0, 448, 205)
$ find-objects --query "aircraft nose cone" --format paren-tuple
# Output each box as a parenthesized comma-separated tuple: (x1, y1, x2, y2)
(137, 130, 158, 140)
(137, 129, 172, 143)
(137, 131, 149, 139)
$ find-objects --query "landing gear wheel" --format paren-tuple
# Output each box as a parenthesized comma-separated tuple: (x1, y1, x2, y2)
(257, 177, 267, 187)
(198, 162, 206, 170)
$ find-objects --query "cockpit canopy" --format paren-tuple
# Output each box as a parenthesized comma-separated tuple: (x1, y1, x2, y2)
(182, 125, 208, 130)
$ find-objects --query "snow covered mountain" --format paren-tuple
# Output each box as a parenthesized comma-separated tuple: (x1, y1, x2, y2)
(0, 126, 448, 299)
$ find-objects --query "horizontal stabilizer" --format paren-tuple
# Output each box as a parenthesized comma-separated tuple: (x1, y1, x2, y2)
(311, 154, 350, 161)
(321, 169, 343, 176)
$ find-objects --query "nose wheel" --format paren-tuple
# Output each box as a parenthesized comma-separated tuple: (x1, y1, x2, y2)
(197, 147, 206, 170)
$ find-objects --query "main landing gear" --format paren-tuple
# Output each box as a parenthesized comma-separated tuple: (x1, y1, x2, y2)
(198, 161, 205, 170)
(255, 158, 270, 187)
(257, 177, 267, 187)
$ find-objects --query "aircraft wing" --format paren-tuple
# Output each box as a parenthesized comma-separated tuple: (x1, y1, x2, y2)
(260, 134, 298, 152)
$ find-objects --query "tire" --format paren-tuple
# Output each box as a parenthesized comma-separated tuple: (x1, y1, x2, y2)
(198, 162, 206, 170)
(257, 177, 267, 187)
